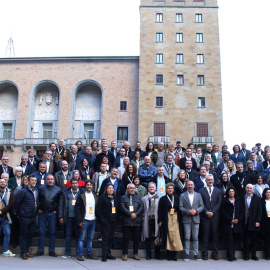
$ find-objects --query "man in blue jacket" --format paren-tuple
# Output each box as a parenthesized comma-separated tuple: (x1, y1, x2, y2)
(15, 174, 38, 260)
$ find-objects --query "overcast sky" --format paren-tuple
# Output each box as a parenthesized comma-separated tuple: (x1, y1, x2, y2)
(0, 0, 269, 151)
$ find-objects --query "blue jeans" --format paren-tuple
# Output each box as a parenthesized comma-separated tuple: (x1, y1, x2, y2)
(38, 212, 57, 252)
(77, 220, 95, 256)
(0, 217, 11, 252)
(65, 217, 80, 255)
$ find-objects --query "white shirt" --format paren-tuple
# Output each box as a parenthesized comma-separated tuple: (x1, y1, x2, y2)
(266, 200, 270, 212)
(85, 192, 95, 220)
(188, 191, 194, 206)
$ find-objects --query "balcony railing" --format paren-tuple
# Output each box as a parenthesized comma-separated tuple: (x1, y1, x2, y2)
(148, 136, 170, 145)
(0, 138, 15, 151)
(23, 138, 58, 151)
(192, 136, 214, 144)
(66, 139, 101, 147)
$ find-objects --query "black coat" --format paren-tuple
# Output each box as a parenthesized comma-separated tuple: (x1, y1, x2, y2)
(245, 170, 258, 184)
(150, 174, 170, 186)
(230, 173, 252, 197)
(158, 194, 181, 248)
(179, 157, 197, 171)
(185, 169, 198, 181)
(95, 152, 115, 172)
(0, 165, 14, 179)
(220, 197, 244, 234)
(243, 194, 262, 231)
(28, 155, 40, 171)
(173, 179, 187, 196)
(96, 194, 119, 222)
(120, 194, 143, 226)
(99, 178, 125, 200)
(261, 199, 270, 237)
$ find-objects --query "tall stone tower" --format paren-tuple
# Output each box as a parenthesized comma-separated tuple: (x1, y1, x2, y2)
(138, 0, 223, 148)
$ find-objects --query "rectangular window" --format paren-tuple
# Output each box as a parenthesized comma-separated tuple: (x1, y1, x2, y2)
(176, 13, 183, 23)
(197, 75, 205, 85)
(156, 53, 163, 63)
(195, 13, 202, 22)
(196, 54, 204, 64)
(2, 123, 13, 139)
(154, 123, 165, 136)
(84, 123, 94, 139)
(197, 123, 208, 137)
(176, 33, 183, 42)
(42, 123, 53, 139)
(156, 13, 163, 22)
(177, 75, 184, 85)
(117, 127, 128, 141)
(176, 53, 184, 63)
(196, 33, 203, 42)
(120, 101, 127, 111)
(198, 97, 205, 107)
(156, 97, 163, 107)
(156, 33, 163, 42)
(156, 75, 163, 84)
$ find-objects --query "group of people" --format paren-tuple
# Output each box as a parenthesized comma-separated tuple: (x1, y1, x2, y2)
(0, 138, 270, 262)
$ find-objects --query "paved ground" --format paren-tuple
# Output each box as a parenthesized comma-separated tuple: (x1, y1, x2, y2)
(0, 256, 269, 270)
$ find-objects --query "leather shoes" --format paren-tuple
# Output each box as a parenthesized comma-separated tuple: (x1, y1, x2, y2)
(26, 253, 34, 258)
(213, 254, 219, 260)
(202, 255, 208, 260)
(233, 257, 237, 261)
(244, 256, 249, 261)
(146, 256, 151, 260)
(228, 258, 233, 262)
(21, 254, 28, 260)
(252, 256, 259, 261)
(77, 255, 84, 261)
(107, 254, 116, 260)
(49, 251, 58, 257)
(35, 251, 44, 257)
(102, 258, 107, 262)
(86, 254, 98, 260)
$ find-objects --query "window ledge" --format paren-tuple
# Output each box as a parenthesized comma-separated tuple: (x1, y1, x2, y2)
(119, 110, 127, 112)
(197, 106, 206, 108)
(155, 106, 164, 108)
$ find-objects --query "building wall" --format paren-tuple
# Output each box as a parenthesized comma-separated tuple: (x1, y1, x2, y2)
(139, 0, 223, 147)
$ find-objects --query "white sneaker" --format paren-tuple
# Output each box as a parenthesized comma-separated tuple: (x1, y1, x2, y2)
(61, 254, 71, 259)
(2, 250, 16, 257)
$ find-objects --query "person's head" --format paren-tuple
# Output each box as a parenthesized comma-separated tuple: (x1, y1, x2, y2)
(70, 178, 79, 191)
(196, 147, 202, 154)
(256, 174, 264, 185)
(144, 156, 151, 167)
(227, 159, 235, 169)
(213, 144, 219, 152)
(85, 146, 92, 155)
(123, 156, 130, 166)
(49, 143, 56, 153)
(176, 140, 182, 148)
(58, 138, 64, 147)
(0, 178, 6, 189)
(21, 154, 28, 165)
(166, 182, 175, 195)
(206, 174, 214, 188)
(148, 182, 157, 195)
(1, 173, 9, 183)
(256, 143, 262, 151)
(185, 148, 192, 157)
(123, 141, 130, 150)
(102, 143, 108, 153)
(206, 143, 212, 152)
(91, 140, 99, 149)
(21, 175, 28, 186)
(28, 175, 37, 189)
(71, 145, 78, 154)
(101, 138, 107, 145)
(221, 145, 228, 152)
(103, 184, 115, 196)
(81, 158, 89, 167)
(222, 152, 230, 162)
(127, 183, 136, 195)
(126, 163, 135, 174)
(204, 154, 211, 162)
(119, 148, 126, 157)
(226, 187, 237, 198)
(158, 141, 164, 151)
(110, 167, 118, 179)
(133, 176, 141, 187)
(233, 144, 240, 153)
(187, 180, 194, 193)
(157, 166, 164, 177)
(246, 160, 254, 171)
(14, 166, 23, 177)
(221, 172, 228, 183)
(111, 140, 117, 149)
(177, 170, 186, 181)
(46, 174, 54, 186)
(134, 150, 141, 160)
(188, 143, 195, 151)
(135, 141, 141, 149)
(185, 160, 192, 170)
(245, 183, 254, 196)
(262, 188, 270, 200)
(236, 162, 244, 173)
(75, 140, 83, 149)
(203, 161, 210, 171)
(146, 142, 154, 152)
(73, 170, 80, 179)
(61, 160, 68, 171)
(100, 163, 107, 173)
(199, 166, 207, 177)
(168, 144, 175, 153)
(241, 142, 247, 150)
(266, 151, 270, 161)
(28, 149, 35, 158)
(166, 154, 173, 165)
(1, 156, 9, 166)
(45, 150, 52, 160)
(249, 152, 256, 162)
(85, 180, 93, 192)
(39, 162, 46, 173)
(102, 156, 109, 165)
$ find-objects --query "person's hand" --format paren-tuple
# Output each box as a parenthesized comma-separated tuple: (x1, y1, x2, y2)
(158, 222, 162, 227)
(130, 213, 137, 220)
(59, 218, 64, 225)
(38, 209, 43, 214)
(255, 222, 260, 227)
(78, 223, 83, 227)
(206, 212, 214, 218)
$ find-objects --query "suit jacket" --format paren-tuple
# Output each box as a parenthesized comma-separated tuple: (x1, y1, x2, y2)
(150, 174, 170, 186)
(20, 162, 35, 176)
(54, 170, 73, 190)
(263, 160, 270, 170)
(217, 162, 226, 180)
(179, 191, 204, 224)
(113, 156, 125, 168)
(108, 148, 119, 158)
(252, 161, 264, 174)
(241, 149, 251, 159)
(230, 173, 252, 197)
(185, 169, 198, 181)
(179, 157, 197, 170)
(28, 155, 40, 171)
(162, 163, 180, 181)
(39, 159, 58, 175)
(0, 165, 14, 179)
(199, 186, 222, 221)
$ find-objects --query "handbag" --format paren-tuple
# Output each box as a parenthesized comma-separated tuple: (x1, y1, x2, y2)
(154, 229, 162, 247)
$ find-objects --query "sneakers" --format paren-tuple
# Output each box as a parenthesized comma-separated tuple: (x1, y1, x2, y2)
(183, 253, 189, 261)
(2, 250, 16, 257)
(61, 254, 71, 259)
(194, 255, 201, 261)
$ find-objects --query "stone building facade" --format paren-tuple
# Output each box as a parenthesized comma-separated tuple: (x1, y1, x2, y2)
(0, 0, 223, 168)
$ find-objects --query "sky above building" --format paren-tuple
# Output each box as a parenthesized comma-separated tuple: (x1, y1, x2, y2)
(0, 0, 269, 151)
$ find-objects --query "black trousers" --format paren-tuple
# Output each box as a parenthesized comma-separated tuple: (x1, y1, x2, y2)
(100, 220, 116, 259)
(224, 230, 240, 260)
(19, 216, 36, 254)
(145, 219, 160, 258)
(11, 214, 20, 245)
(265, 234, 270, 258)
(243, 225, 258, 257)
(201, 219, 219, 256)
(123, 226, 140, 255)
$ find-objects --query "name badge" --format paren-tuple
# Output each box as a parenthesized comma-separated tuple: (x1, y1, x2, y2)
(170, 208, 175, 215)
(169, 174, 172, 179)
(268, 211, 270, 218)
(64, 180, 67, 185)
(0, 203, 2, 209)
(89, 207, 93, 214)
(41, 180, 44, 185)
(129, 206, 134, 212)
(72, 200, 76, 206)
(87, 175, 90, 179)
(112, 207, 116, 214)
(241, 185, 244, 188)
(160, 188, 164, 194)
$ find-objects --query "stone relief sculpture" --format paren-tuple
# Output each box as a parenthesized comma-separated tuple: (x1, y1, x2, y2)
(46, 92, 52, 105)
